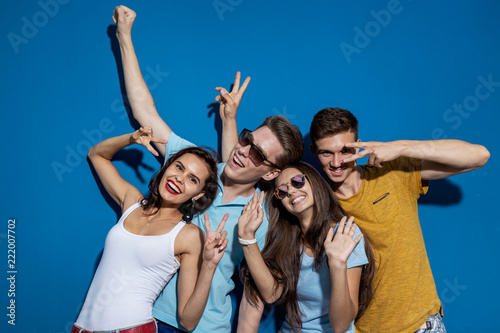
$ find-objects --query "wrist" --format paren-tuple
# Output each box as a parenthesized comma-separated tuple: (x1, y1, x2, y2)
(238, 230, 256, 240)
(327, 258, 348, 270)
(238, 237, 257, 245)
(201, 260, 217, 272)
(222, 117, 237, 126)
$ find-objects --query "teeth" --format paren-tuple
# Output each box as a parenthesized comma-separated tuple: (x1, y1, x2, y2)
(167, 180, 181, 193)
(233, 155, 244, 168)
(292, 196, 305, 205)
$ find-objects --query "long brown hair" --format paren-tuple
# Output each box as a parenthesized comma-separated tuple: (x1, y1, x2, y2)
(242, 162, 374, 331)
(141, 147, 219, 222)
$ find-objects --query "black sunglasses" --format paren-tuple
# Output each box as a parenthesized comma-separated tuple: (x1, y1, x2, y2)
(238, 129, 280, 169)
(274, 174, 307, 199)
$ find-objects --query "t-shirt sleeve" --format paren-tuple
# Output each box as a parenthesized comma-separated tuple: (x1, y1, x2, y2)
(386, 157, 428, 198)
(346, 226, 369, 269)
(164, 131, 196, 164)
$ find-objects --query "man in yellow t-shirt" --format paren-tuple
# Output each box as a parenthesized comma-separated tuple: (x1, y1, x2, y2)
(309, 108, 490, 333)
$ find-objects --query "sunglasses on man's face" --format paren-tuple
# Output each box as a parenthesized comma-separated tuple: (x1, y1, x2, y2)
(274, 174, 307, 199)
(238, 129, 280, 169)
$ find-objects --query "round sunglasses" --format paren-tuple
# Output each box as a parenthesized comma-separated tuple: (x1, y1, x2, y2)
(274, 174, 307, 199)
(238, 129, 280, 169)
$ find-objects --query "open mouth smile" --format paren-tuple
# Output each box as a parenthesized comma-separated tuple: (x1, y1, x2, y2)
(166, 180, 181, 195)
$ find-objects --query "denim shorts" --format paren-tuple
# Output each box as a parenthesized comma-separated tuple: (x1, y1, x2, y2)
(414, 313, 446, 333)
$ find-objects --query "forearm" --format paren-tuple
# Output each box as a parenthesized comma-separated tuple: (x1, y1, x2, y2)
(88, 133, 133, 161)
(221, 117, 238, 162)
(117, 35, 172, 143)
(242, 244, 281, 303)
(398, 139, 489, 170)
(328, 262, 356, 333)
(236, 291, 263, 333)
(178, 261, 217, 331)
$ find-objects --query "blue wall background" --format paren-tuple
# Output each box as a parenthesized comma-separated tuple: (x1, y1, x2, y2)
(1, 0, 499, 332)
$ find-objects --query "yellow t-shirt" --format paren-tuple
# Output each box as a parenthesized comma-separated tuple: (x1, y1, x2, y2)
(336, 157, 442, 333)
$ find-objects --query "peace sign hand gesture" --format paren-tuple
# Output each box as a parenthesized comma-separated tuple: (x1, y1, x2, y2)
(342, 141, 404, 168)
(203, 213, 229, 266)
(215, 71, 251, 121)
(324, 216, 363, 267)
(129, 127, 168, 157)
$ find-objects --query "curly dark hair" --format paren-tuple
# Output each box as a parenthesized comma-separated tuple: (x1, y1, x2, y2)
(141, 147, 220, 222)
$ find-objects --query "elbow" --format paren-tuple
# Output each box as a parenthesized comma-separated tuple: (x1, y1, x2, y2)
(477, 145, 490, 168)
(179, 318, 197, 332)
(87, 145, 97, 160)
(332, 319, 354, 333)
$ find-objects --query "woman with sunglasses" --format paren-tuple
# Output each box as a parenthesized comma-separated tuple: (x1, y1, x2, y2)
(72, 127, 229, 333)
(237, 162, 374, 333)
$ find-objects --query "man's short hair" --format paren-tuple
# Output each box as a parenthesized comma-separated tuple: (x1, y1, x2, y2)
(257, 115, 304, 169)
(310, 107, 359, 145)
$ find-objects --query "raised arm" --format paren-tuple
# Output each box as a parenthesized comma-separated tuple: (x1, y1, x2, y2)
(238, 192, 283, 303)
(87, 127, 167, 211)
(176, 213, 229, 331)
(113, 5, 171, 157)
(343, 139, 490, 180)
(324, 216, 363, 333)
(215, 71, 251, 162)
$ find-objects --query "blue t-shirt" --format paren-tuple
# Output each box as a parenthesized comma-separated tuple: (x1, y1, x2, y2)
(280, 226, 368, 333)
(152, 132, 269, 333)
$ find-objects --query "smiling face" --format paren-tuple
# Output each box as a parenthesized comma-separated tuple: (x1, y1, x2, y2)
(312, 131, 359, 186)
(158, 153, 210, 207)
(275, 167, 315, 219)
(224, 126, 283, 184)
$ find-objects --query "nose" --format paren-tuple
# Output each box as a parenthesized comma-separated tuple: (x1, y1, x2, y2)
(175, 173, 185, 184)
(330, 154, 343, 168)
(238, 144, 250, 158)
(286, 184, 297, 197)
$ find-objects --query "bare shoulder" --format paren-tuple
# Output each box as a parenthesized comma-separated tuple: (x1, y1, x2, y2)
(175, 223, 204, 256)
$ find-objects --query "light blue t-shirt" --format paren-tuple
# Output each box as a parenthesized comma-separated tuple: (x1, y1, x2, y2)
(280, 225, 368, 333)
(152, 132, 268, 333)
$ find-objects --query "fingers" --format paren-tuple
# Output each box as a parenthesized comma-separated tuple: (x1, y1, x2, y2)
(338, 216, 347, 232)
(218, 230, 228, 247)
(238, 76, 251, 95)
(145, 143, 159, 157)
(232, 71, 241, 93)
(150, 138, 168, 145)
(344, 142, 365, 149)
(344, 216, 355, 233)
(215, 213, 229, 234)
(353, 233, 364, 245)
(342, 150, 369, 164)
(204, 212, 212, 233)
(326, 227, 334, 242)
(257, 191, 265, 210)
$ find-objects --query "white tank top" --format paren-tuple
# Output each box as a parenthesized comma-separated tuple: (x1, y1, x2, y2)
(75, 202, 186, 330)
